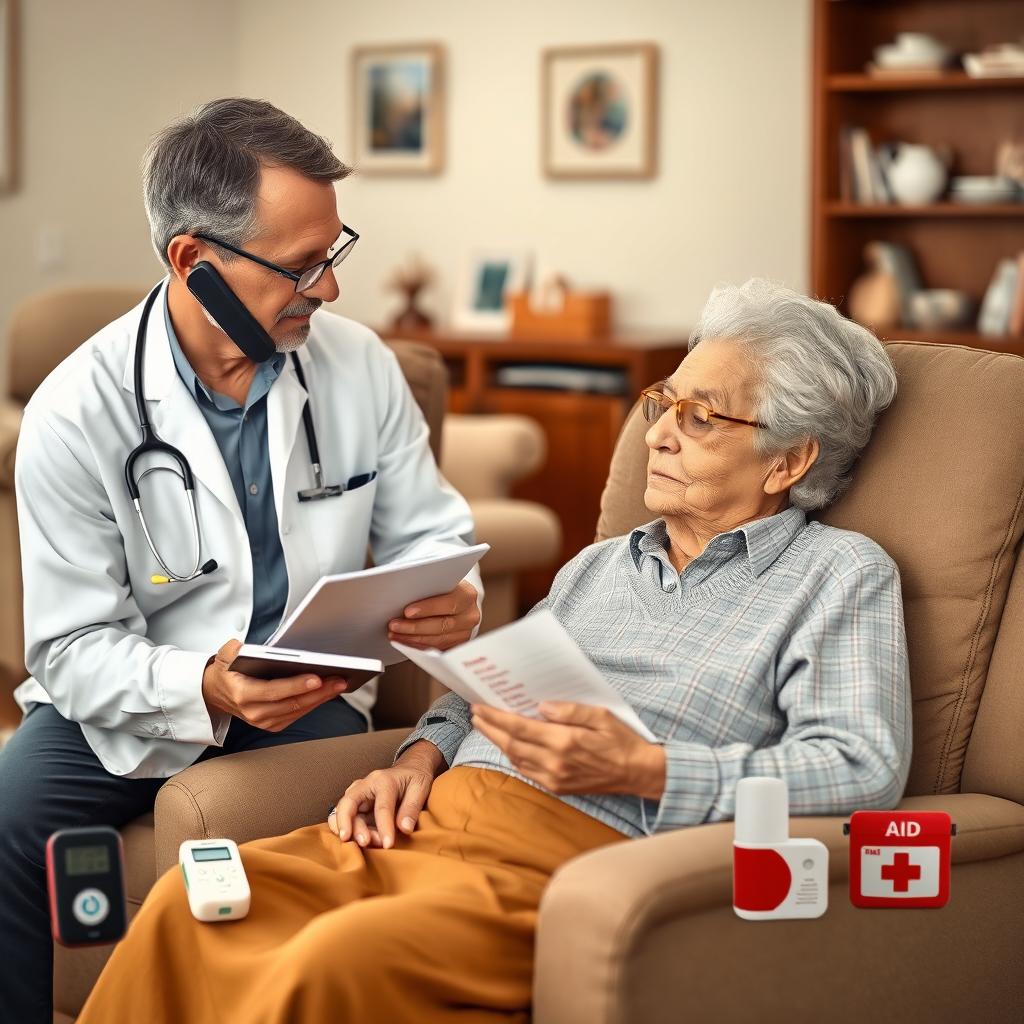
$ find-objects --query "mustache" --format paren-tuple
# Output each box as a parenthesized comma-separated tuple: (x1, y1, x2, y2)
(276, 299, 322, 322)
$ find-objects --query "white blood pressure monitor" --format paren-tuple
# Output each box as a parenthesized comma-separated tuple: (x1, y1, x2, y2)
(179, 839, 251, 922)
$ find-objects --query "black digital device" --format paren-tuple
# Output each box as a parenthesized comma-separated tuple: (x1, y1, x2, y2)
(186, 260, 278, 363)
(46, 826, 127, 947)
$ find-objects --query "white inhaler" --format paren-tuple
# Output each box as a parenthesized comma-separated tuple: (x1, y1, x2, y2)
(732, 776, 829, 920)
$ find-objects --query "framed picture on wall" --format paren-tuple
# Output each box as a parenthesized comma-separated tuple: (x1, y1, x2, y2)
(0, 0, 18, 194)
(352, 42, 444, 175)
(542, 42, 658, 180)
(452, 249, 532, 334)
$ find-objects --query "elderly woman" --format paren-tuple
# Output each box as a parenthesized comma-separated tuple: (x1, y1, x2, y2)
(80, 279, 911, 1023)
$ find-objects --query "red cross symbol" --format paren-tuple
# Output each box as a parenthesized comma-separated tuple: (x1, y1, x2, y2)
(881, 851, 922, 892)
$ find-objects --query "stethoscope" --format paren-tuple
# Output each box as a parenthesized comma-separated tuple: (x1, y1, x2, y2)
(125, 283, 344, 585)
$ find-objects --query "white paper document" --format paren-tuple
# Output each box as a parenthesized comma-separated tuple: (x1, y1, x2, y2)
(266, 544, 489, 666)
(391, 609, 656, 740)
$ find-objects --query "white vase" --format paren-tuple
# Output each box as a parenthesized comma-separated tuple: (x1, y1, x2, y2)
(880, 144, 949, 206)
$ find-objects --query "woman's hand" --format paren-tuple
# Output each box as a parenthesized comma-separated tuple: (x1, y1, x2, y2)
(470, 702, 666, 800)
(328, 740, 446, 849)
(387, 580, 480, 651)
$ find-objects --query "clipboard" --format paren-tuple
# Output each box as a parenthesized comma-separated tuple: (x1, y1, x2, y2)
(266, 544, 489, 666)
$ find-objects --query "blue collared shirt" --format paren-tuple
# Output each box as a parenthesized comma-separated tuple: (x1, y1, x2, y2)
(396, 504, 913, 837)
(164, 293, 289, 644)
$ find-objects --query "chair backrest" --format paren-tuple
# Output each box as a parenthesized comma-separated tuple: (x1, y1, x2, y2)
(2, 286, 449, 728)
(364, 341, 448, 729)
(5, 287, 449, 462)
(6, 285, 151, 404)
(595, 341, 1024, 801)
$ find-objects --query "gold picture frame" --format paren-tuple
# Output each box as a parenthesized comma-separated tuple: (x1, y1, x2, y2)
(542, 42, 658, 181)
(0, 0, 18, 194)
(351, 42, 445, 176)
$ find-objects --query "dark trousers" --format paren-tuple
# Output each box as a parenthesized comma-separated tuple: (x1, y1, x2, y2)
(0, 699, 368, 1024)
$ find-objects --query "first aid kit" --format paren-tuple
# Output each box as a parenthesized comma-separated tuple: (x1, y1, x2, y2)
(844, 810, 955, 909)
(179, 838, 251, 922)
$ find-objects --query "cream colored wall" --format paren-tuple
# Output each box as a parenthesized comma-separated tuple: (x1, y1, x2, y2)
(0, 0, 811, 389)
(232, 0, 812, 333)
(0, 0, 238, 391)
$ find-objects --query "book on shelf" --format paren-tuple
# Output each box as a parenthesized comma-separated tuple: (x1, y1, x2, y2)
(870, 241, 922, 326)
(838, 125, 854, 202)
(843, 125, 892, 205)
(870, 143, 894, 203)
(978, 259, 1021, 338)
(849, 127, 875, 204)
(1006, 253, 1024, 338)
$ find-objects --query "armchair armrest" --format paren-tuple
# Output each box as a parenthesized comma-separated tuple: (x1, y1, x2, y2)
(474, 498, 561, 574)
(533, 793, 1024, 1024)
(153, 729, 408, 874)
(441, 414, 546, 500)
(0, 398, 23, 489)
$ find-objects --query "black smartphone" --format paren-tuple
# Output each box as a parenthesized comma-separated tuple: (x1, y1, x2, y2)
(186, 261, 278, 363)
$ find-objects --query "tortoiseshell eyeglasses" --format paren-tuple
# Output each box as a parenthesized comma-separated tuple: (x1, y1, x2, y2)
(640, 388, 766, 437)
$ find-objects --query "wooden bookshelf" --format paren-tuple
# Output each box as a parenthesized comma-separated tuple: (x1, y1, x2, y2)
(811, 0, 1024, 354)
(828, 71, 1024, 92)
(826, 202, 1024, 219)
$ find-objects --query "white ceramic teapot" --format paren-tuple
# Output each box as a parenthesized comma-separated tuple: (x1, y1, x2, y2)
(878, 143, 950, 205)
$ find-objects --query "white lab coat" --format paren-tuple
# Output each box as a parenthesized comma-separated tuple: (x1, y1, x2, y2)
(14, 278, 480, 778)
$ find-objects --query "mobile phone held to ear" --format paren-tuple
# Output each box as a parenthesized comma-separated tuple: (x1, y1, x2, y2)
(186, 261, 278, 363)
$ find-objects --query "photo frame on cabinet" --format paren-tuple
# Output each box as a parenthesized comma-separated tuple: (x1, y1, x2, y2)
(452, 249, 532, 334)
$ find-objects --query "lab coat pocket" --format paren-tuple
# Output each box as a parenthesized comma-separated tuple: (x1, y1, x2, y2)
(302, 474, 379, 576)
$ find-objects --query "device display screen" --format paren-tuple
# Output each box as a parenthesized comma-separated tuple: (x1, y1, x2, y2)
(65, 845, 110, 877)
(192, 847, 232, 862)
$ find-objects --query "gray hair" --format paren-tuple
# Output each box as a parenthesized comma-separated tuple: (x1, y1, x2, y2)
(142, 97, 352, 270)
(688, 278, 897, 511)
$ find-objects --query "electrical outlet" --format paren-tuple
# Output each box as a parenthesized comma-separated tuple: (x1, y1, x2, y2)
(37, 225, 66, 272)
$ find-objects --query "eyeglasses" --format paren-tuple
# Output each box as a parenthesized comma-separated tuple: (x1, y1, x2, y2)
(194, 225, 360, 293)
(640, 388, 766, 436)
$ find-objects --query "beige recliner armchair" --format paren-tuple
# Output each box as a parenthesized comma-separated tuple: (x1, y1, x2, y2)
(0, 287, 155, 714)
(143, 339, 1024, 1023)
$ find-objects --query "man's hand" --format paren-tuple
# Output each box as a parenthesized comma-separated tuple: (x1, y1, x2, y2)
(387, 579, 480, 651)
(328, 739, 446, 849)
(470, 702, 666, 800)
(202, 638, 349, 733)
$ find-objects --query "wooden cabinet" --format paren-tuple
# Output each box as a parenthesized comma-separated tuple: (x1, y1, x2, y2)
(380, 329, 688, 607)
(811, 0, 1024, 355)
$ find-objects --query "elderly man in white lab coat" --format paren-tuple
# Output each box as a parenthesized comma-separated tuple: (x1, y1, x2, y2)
(0, 97, 482, 1023)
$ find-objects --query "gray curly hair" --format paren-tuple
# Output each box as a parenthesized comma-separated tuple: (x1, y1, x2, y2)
(688, 279, 898, 511)
(142, 97, 351, 270)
